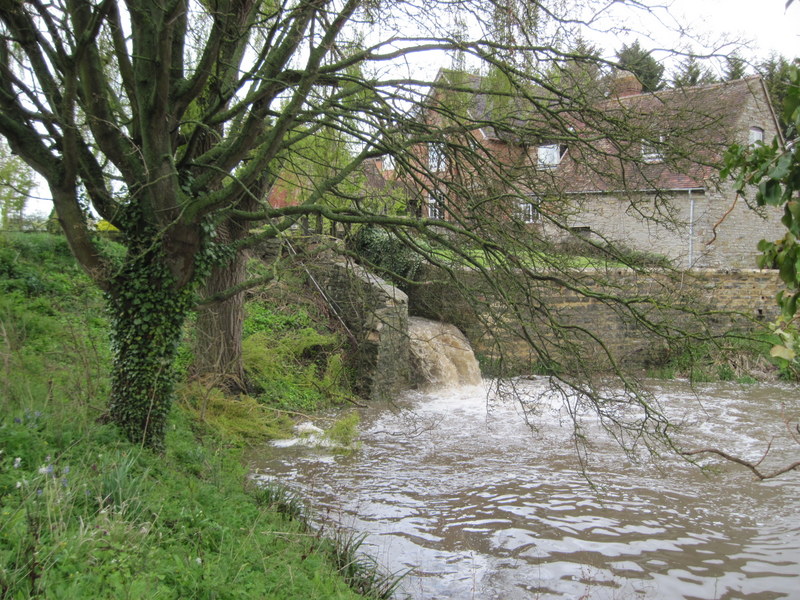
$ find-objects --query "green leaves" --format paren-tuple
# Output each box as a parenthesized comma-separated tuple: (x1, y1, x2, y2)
(724, 62, 800, 366)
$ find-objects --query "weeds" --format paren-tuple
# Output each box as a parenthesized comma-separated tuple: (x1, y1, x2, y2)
(248, 478, 407, 600)
(0, 232, 377, 599)
(324, 529, 407, 600)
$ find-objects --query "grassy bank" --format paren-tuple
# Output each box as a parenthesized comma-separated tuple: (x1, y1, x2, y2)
(0, 232, 382, 599)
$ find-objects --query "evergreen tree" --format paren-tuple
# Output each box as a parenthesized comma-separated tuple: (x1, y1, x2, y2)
(616, 41, 665, 93)
(549, 36, 607, 101)
(672, 56, 718, 88)
(723, 53, 748, 81)
(759, 54, 798, 138)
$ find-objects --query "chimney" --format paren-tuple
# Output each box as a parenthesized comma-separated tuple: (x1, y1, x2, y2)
(610, 71, 643, 98)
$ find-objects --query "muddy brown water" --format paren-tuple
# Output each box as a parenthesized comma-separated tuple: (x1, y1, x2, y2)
(250, 378, 800, 599)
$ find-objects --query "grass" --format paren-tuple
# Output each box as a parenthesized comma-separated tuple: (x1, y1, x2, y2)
(0, 232, 392, 599)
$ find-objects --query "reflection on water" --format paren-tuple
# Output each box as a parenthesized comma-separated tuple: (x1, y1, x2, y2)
(250, 379, 800, 599)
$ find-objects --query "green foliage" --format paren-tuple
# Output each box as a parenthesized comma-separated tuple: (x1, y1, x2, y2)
(243, 301, 313, 337)
(0, 232, 375, 599)
(724, 62, 800, 367)
(243, 324, 349, 412)
(647, 334, 782, 383)
(616, 40, 665, 93)
(723, 53, 748, 82)
(0, 141, 34, 231)
(671, 55, 717, 88)
(106, 244, 195, 451)
(759, 54, 798, 138)
(547, 36, 607, 102)
(177, 384, 295, 443)
(349, 225, 422, 283)
(325, 412, 360, 447)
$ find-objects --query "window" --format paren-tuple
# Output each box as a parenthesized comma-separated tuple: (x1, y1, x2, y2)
(428, 143, 447, 172)
(517, 198, 539, 224)
(537, 143, 563, 168)
(641, 135, 664, 163)
(427, 193, 445, 220)
(749, 126, 764, 145)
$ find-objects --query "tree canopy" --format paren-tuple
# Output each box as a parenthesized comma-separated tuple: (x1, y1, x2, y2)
(0, 139, 33, 229)
(0, 0, 743, 450)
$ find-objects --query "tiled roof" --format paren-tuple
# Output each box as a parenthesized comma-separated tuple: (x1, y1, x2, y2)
(427, 70, 773, 193)
(557, 77, 767, 192)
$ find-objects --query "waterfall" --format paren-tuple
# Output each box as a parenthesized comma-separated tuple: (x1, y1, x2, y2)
(408, 317, 482, 388)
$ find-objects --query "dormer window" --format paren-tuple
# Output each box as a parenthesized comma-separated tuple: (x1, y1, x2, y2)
(641, 136, 664, 163)
(428, 143, 447, 172)
(748, 127, 764, 145)
(537, 144, 564, 168)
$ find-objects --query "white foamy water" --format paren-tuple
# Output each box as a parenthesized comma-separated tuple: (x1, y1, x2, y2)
(251, 378, 800, 599)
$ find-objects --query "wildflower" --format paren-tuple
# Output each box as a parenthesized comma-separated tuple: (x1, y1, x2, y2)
(13, 457, 21, 469)
(13, 418, 21, 424)
(15, 481, 21, 489)
(38, 465, 54, 476)
(36, 489, 42, 496)
(61, 478, 68, 488)
(62, 466, 70, 475)
(195, 557, 202, 565)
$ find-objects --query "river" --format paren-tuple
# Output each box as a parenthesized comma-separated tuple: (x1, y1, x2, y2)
(250, 378, 800, 599)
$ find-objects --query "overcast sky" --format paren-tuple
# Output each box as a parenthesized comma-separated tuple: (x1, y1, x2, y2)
(673, 0, 798, 58)
(593, 0, 798, 67)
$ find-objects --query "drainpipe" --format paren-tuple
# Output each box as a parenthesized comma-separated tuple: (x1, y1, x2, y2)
(688, 189, 694, 269)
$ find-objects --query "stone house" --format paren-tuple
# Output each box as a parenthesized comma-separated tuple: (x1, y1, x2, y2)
(406, 71, 785, 269)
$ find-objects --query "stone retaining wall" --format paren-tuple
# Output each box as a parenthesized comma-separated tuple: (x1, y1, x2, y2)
(406, 267, 784, 372)
(313, 260, 410, 400)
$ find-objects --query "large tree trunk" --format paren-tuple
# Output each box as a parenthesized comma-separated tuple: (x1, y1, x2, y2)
(107, 247, 193, 451)
(193, 249, 248, 389)
(192, 206, 257, 390)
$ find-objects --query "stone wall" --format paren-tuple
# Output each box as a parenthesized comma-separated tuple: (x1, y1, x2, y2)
(406, 267, 784, 372)
(313, 260, 410, 400)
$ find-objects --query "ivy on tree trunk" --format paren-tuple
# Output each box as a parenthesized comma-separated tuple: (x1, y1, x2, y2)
(107, 242, 194, 451)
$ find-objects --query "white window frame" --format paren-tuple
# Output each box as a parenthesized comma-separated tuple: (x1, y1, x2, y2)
(537, 143, 563, 168)
(748, 126, 764, 145)
(428, 143, 447, 172)
(427, 193, 445, 220)
(517, 198, 539, 224)
(641, 135, 665, 163)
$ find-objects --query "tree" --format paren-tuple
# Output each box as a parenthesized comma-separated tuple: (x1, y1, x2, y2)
(0, 139, 33, 230)
(546, 36, 608, 102)
(759, 54, 798, 139)
(671, 55, 717, 88)
(723, 53, 748, 82)
(0, 0, 726, 451)
(616, 40, 665, 93)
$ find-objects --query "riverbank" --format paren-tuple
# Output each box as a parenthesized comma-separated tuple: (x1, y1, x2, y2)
(0, 233, 379, 598)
